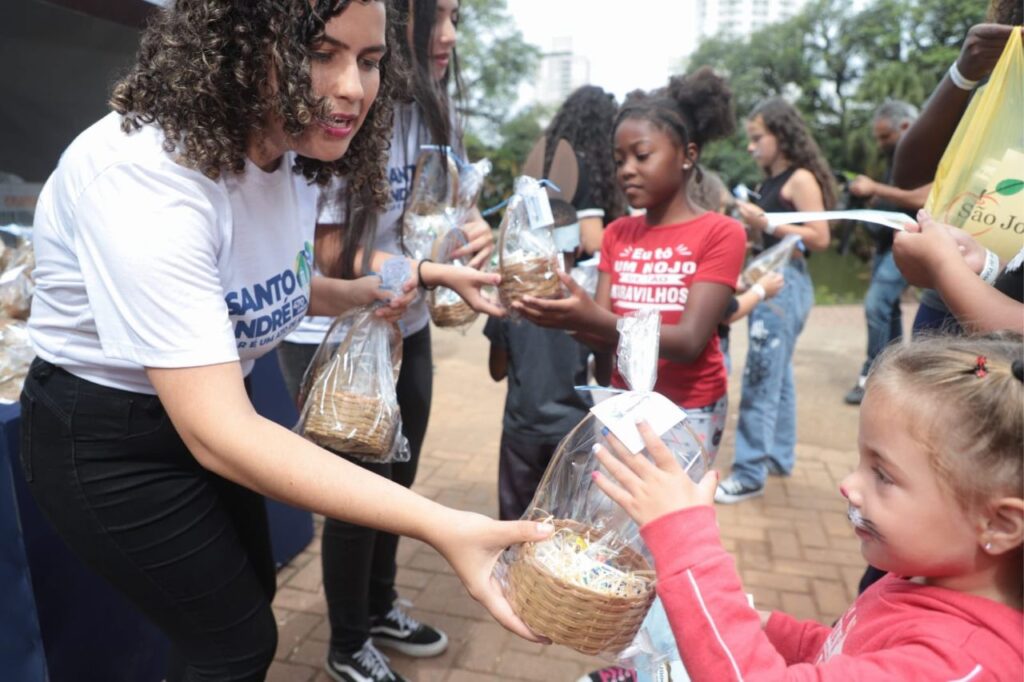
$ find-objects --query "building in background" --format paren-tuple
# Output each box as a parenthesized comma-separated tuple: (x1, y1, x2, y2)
(697, 0, 808, 39)
(536, 37, 590, 106)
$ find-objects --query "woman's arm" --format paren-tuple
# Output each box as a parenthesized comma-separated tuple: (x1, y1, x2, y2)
(146, 362, 551, 639)
(737, 169, 830, 251)
(315, 222, 504, 317)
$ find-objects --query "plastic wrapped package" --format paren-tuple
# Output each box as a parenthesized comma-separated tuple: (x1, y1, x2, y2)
(403, 148, 460, 260)
(739, 233, 801, 288)
(295, 307, 410, 463)
(428, 228, 479, 330)
(494, 309, 709, 657)
(0, 319, 34, 403)
(0, 226, 35, 319)
(497, 176, 564, 313)
(571, 255, 600, 298)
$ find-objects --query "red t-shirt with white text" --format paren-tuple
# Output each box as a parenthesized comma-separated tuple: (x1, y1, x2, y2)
(598, 212, 745, 407)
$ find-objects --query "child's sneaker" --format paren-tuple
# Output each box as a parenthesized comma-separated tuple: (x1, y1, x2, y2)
(576, 666, 638, 682)
(714, 474, 765, 503)
(370, 600, 448, 657)
(325, 639, 407, 682)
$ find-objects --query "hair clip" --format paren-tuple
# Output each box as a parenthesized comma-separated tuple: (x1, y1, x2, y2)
(974, 355, 988, 378)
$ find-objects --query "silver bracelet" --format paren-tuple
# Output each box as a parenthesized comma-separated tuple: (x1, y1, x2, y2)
(979, 248, 1000, 285)
(948, 61, 979, 91)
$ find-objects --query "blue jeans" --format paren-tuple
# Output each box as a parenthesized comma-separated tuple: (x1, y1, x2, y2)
(731, 259, 814, 487)
(860, 250, 906, 377)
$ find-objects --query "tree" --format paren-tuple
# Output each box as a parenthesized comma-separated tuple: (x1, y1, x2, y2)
(456, 0, 541, 137)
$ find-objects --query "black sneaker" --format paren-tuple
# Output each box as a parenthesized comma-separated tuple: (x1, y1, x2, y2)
(714, 474, 765, 504)
(576, 666, 638, 682)
(370, 600, 448, 657)
(325, 640, 407, 682)
(844, 384, 865, 405)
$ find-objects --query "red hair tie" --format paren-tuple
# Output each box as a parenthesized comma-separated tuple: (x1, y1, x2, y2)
(974, 355, 989, 378)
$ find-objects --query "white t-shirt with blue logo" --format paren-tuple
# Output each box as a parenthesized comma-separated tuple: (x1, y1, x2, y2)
(28, 112, 317, 394)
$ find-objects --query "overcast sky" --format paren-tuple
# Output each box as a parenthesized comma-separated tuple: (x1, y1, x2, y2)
(504, 0, 699, 103)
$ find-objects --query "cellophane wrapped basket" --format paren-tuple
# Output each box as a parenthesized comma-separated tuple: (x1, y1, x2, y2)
(402, 148, 460, 260)
(739, 233, 801, 288)
(497, 176, 564, 313)
(495, 310, 708, 656)
(295, 307, 409, 463)
(428, 228, 479, 330)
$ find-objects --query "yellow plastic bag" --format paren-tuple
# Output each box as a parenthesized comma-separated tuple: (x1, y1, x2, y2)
(925, 27, 1024, 261)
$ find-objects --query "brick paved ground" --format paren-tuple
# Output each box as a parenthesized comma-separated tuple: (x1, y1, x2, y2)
(268, 303, 914, 681)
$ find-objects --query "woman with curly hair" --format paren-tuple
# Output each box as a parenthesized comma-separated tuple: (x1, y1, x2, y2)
(536, 84, 627, 256)
(279, 1, 500, 679)
(715, 96, 836, 504)
(20, 2, 548, 680)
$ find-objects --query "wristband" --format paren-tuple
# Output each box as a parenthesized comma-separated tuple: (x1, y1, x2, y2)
(948, 61, 979, 91)
(751, 283, 767, 302)
(979, 249, 1000, 286)
(763, 219, 778, 236)
(417, 258, 437, 291)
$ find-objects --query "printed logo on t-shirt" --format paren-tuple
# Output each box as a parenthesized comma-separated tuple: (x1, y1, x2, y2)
(387, 163, 417, 212)
(610, 244, 697, 311)
(226, 241, 313, 349)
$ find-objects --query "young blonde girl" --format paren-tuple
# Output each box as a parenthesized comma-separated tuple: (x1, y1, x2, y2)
(594, 334, 1024, 680)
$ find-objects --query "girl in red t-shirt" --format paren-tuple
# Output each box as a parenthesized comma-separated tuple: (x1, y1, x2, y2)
(514, 67, 746, 460)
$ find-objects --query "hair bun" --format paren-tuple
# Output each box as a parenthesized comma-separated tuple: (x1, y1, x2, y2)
(1012, 358, 1024, 382)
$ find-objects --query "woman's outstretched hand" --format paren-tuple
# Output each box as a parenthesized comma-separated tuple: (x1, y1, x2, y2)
(430, 510, 554, 642)
(592, 421, 719, 527)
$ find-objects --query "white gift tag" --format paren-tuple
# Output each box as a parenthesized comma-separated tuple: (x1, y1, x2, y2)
(589, 391, 686, 454)
(523, 185, 554, 230)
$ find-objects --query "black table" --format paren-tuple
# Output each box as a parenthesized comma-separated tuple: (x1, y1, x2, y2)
(0, 351, 313, 681)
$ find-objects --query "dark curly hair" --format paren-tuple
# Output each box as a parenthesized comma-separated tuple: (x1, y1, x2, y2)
(748, 97, 838, 209)
(111, 0, 403, 210)
(615, 67, 736, 187)
(543, 85, 625, 222)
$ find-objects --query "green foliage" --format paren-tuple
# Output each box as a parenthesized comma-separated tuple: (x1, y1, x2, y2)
(457, 0, 541, 134)
(465, 104, 551, 228)
(681, 0, 987, 188)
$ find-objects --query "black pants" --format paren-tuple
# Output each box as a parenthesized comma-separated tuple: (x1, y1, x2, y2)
(19, 359, 277, 682)
(315, 325, 433, 653)
(498, 431, 559, 521)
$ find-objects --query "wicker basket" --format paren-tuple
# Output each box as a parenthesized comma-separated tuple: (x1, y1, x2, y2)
(506, 519, 656, 655)
(429, 293, 478, 328)
(302, 390, 395, 458)
(499, 256, 562, 307)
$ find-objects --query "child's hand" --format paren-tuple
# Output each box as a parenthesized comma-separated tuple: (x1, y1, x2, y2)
(893, 209, 978, 288)
(756, 271, 785, 299)
(514, 272, 600, 331)
(592, 420, 719, 527)
(736, 200, 768, 232)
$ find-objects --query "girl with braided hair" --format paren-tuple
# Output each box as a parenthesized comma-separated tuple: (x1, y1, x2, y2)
(21, 3, 549, 680)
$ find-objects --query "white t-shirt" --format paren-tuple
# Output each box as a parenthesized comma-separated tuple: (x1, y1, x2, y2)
(286, 103, 457, 344)
(28, 112, 317, 394)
